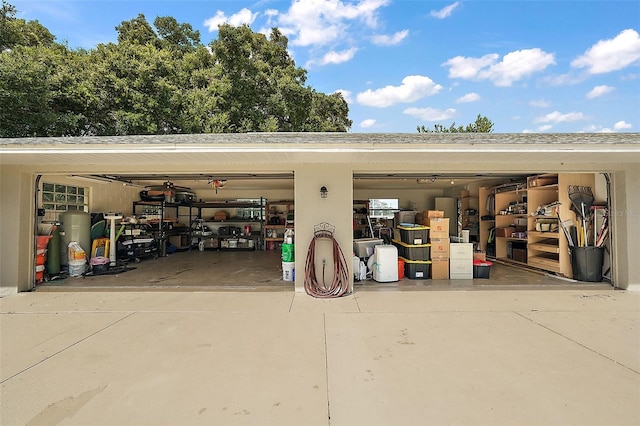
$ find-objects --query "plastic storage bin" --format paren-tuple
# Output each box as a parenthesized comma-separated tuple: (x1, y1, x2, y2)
(402, 258, 431, 279)
(397, 225, 430, 245)
(393, 240, 430, 261)
(473, 259, 493, 278)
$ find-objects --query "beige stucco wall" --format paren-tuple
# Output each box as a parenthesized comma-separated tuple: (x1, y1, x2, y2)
(610, 169, 640, 290)
(0, 167, 33, 295)
(2, 144, 639, 294)
(294, 164, 353, 294)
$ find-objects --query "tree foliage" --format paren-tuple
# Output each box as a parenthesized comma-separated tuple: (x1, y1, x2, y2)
(417, 114, 494, 133)
(0, 4, 352, 137)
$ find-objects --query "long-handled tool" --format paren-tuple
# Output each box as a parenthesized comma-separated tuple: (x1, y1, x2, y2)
(568, 186, 594, 247)
(556, 209, 574, 247)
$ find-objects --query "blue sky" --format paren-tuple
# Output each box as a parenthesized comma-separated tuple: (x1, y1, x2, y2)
(11, 0, 640, 133)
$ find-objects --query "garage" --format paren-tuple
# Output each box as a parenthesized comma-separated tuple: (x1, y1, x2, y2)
(1, 132, 639, 295)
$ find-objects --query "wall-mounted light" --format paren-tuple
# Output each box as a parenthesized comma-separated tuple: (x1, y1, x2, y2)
(320, 186, 328, 199)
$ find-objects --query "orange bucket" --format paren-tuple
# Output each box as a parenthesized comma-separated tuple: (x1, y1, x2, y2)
(398, 258, 405, 279)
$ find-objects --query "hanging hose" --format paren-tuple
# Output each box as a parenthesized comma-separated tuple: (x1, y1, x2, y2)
(304, 223, 350, 298)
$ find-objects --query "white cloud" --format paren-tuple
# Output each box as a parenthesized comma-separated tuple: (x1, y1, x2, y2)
(445, 54, 498, 79)
(586, 85, 615, 99)
(572, 29, 640, 74)
(335, 89, 353, 104)
(318, 48, 358, 65)
(530, 99, 551, 108)
(277, 0, 391, 47)
(544, 72, 585, 86)
(537, 125, 554, 132)
(430, 2, 460, 19)
(403, 107, 456, 122)
(614, 120, 632, 130)
(360, 119, 377, 128)
(371, 29, 409, 46)
(534, 111, 586, 124)
(444, 48, 555, 86)
(204, 8, 258, 31)
(356, 75, 443, 107)
(455, 92, 480, 103)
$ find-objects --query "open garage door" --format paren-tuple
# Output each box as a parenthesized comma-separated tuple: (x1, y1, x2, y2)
(352, 171, 613, 288)
(33, 172, 296, 291)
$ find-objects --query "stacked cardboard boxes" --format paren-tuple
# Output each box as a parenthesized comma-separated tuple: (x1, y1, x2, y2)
(421, 211, 450, 279)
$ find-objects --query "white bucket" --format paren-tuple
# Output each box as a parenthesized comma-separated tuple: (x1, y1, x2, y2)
(282, 261, 295, 281)
(462, 230, 470, 243)
(68, 259, 86, 277)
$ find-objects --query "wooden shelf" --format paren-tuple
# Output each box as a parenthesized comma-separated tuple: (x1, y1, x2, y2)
(477, 172, 596, 279)
(497, 257, 528, 266)
(529, 241, 560, 254)
(528, 255, 561, 273)
(264, 200, 294, 249)
(528, 231, 559, 239)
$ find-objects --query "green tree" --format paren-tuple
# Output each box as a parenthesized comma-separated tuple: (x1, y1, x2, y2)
(154, 16, 200, 52)
(115, 13, 158, 46)
(1, 0, 55, 50)
(1, 4, 352, 136)
(210, 24, 351, 132)
(417, 114, 494, 133)
(0, 45, 91, 136)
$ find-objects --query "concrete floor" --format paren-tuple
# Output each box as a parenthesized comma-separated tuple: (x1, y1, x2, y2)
(35, 249, 610, 292)
(1, 287, 638, 425)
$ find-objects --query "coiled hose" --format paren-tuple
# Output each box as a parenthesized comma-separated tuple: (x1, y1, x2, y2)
(304, 230, 350, 298)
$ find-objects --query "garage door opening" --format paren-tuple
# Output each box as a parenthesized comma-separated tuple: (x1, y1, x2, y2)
(32, 169, 614, 291)
(33, 172, 296, 291)
(352, 171, 613, 288)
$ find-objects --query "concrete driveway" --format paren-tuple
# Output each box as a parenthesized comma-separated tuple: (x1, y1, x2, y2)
(1, 289, 638, 425)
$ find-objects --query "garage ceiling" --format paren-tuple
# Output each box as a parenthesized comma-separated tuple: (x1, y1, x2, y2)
(73, 172, 526, 191)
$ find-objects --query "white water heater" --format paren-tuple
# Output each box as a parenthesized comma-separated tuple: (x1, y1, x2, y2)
(372, 245, 398, 282)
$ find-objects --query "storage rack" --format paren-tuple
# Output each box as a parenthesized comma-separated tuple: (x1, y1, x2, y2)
(263, 200, 294, 249)
(478, 173, 596, 278)
(189, 199, 265, 250)
(132, 200, 190, 256)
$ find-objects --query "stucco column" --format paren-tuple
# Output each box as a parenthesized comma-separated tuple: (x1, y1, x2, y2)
(612, 169, 640, 290)
(0, 167, 34, 295)
(293, 164, 354, 294)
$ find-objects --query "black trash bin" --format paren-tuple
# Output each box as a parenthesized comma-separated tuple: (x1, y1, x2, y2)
(570, 246, 604, 282)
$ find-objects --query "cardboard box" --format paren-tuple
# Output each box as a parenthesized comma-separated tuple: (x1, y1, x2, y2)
(495, 227, 516, 238)
(431, 259, 449, 279)
(428, 210, 444, 218)
(430, 237, 450, 259)
(473, 251, 487, 261)
(428, 217, 450, 238)
(169, 235, 190, 249)
(214, 211, 229, 220)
